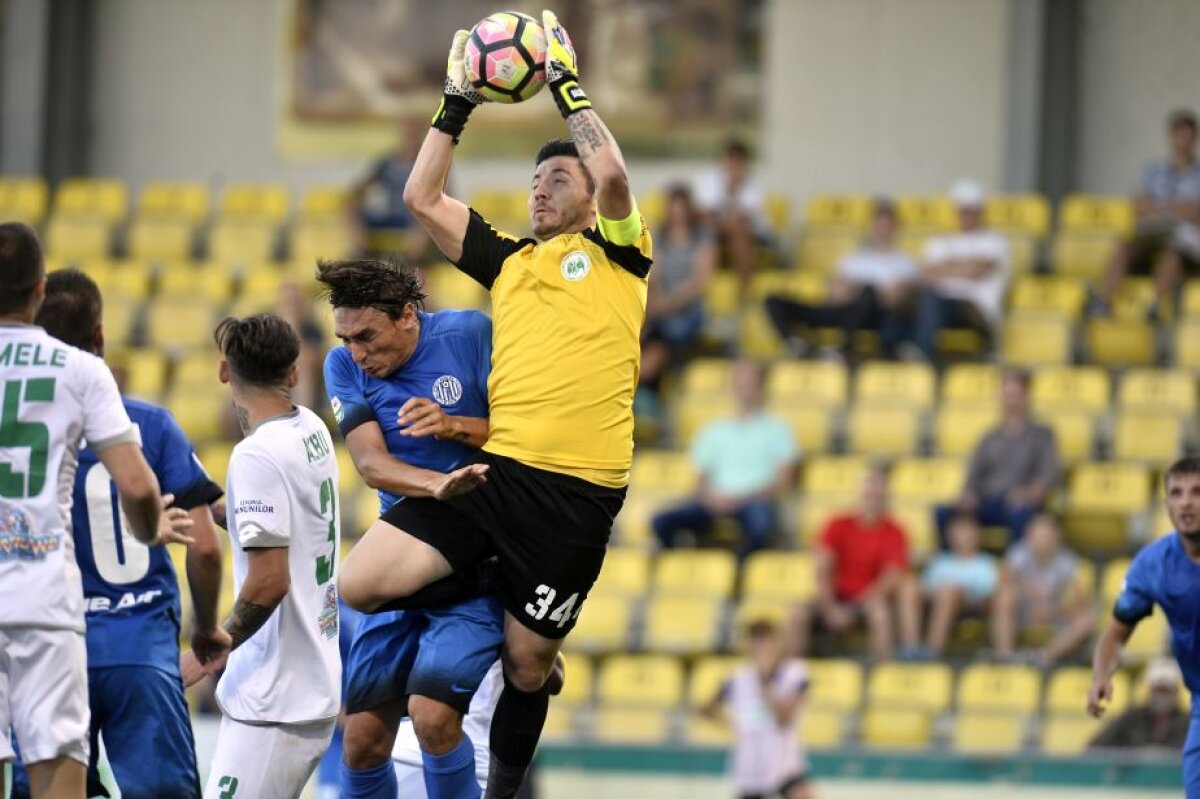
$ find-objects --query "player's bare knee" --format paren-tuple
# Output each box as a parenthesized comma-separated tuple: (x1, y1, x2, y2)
(343, 713, 395, 769)
(502, 655, 554, 693)
(409, 695, 463, 755)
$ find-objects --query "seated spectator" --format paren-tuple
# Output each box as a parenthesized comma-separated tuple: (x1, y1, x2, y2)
(694, 139, 772, 283)
(765, 199, 915, 362)
(652, 360, 798, 560)
(902, 514, 998, 656)
(278, 279, 327, 414)
(1096, 109, 1200, 319)
(348, 117, 431, 261)
(911, 180, 1010, 363)
(791, 467, 919, 660)
(989, 513, 1094, 665)
(638, 185, 717, 416)
(936, 367, 1058, 545)
(1089, 657, 1189, 750)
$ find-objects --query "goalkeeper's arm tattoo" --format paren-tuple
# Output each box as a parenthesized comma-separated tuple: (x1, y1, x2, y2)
(567, 111, 608, 158)
(223, 598, 277, 650)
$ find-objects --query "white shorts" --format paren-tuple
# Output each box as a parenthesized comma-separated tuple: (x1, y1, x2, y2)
(204, 715, 336, 799)
(0, 626, 89, 766)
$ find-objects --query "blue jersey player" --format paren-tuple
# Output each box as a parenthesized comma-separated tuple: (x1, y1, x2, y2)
(318, 258, 505, 799)
(1092, 456, 1200, 798)
(12, 269, 226, 799)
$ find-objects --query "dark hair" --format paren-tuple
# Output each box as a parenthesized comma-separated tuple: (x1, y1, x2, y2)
(35, 269, 102, 352)
(724, 139, 751, 160)
(1169, 109, 1198, 133)
(948, 512, 980, 531)
(746, 618, 779, 639)
(1001, 365, 1032, 389)
(662, 183, 701, 235)
(871, 197, 897, 220)
(0, 222, 45, 316)
(315, 258, 426, 320)
(213, 313, 300, 388)
(535, 138, 596, 196)
(1166, 457, 1200, 490)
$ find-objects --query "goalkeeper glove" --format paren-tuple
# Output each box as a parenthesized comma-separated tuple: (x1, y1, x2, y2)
(542, 10, 592, 118)
(431, 29, 485, 143)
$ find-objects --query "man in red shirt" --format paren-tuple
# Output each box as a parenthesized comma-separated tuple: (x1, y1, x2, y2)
(791, 467, 920, 659)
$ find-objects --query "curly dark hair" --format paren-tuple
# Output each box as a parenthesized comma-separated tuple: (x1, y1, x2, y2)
(35, 269, 103, 352)
(0, 222, 44, 316)
(315, 258, 426, 320)
(213, 313, 300, 388)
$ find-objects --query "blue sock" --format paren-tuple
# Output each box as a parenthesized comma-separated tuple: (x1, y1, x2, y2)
(341, 758, 399, 799)
(422, 735, 480, 799)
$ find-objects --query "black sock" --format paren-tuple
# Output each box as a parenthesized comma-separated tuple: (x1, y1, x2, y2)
(371, 572, 477, 613)
(484, 675, 549, 799)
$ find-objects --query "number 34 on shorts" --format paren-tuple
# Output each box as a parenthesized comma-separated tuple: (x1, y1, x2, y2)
(524, 584, 583, 629)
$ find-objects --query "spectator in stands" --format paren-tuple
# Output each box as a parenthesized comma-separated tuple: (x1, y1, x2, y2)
(764, 199, 915, 361)
(1095, 109, 1200, 319)
(637, 185, 717, 419)
(694, 139, 771, 283)
(989, 513, 1094, 665)
(936, 367, 1058, 545)
(652, 360, 798, 560)
(1089, 657, 1190, 750)
(347, 117, 430, 261)
(278, 278, 326, 414)
(910, 179, 1010, 363)
(790, 467, 920, 660)
(903, 514, 998, 656)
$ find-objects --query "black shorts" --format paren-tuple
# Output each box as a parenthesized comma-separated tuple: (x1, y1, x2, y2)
(381, 451, 626, 639)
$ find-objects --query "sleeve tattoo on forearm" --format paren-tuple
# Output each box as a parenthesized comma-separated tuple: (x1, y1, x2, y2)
(223, 598, 276, 649)
(567, 113, 607, 156)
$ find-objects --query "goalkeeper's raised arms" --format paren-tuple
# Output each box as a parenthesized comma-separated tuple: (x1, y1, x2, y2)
(542, 9, 592, 118)
(430, 29, 486, 143)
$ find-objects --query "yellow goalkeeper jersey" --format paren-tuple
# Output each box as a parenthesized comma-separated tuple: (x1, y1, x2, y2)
(454, 207, 652, 488)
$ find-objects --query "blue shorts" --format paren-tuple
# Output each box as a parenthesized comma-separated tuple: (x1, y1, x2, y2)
(11, 665, 200, 799)
(344, 595, 504, 714)
(1185, 705, 1200, 798)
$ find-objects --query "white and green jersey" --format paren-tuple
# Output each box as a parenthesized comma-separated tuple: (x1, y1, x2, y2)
(216, 405, 341, 724)
(0, 323, 135, 632)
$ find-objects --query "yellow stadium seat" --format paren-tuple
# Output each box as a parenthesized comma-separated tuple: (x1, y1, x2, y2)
(468, 189, 526, 229)
(100, 295, 139, 346)
(0, 178, 49, 225)
(334, 447, 360, 498)
(806, 659, 864, 712)
(803, 194, 874, 232)
(290, 220, 355, 263)
(765, 193, 792, 235)
(128, 217, 194, 262)
(686, 712, 733, 745)
(934, 406, 999, 456)
(173, 349, 220, 390)
(1064, 463, 1151, 553)
(144, 300, 217, 351)
(1109, 277, 1157, 321)
(596, 654, 684, 708)
(1177, 321, 1200, 370)
(55, 178, 128, 222)
(861, 707, 932, 750)
(542, 704, 575, 741)
(1099, 558, 1132, 608)
(730, 598, 791, 639)
(1002, 314, 1072, 366)
(889, 458, 966, 505)
(1123, 611, 1169, 664)
(1031, 366, 1111, 416)
(1035, 415, 1088, 470)
(238, 265, 291, 304)
(165, 391, 228, 442)
(940, 363, 1000, 407)
(957, 664, 1041, 714)
(637, 192, 665, 229)
(675, 395, 736, 446)
(798, 496, 843, 546)
(83, 260, 153, 302)
(642, 596, 722, 654)
(630, 451, 695, 493)
(687, 655, 741, 707)
(952, 712, 1024, 754)
(119, 348, 168, 401)
(748, 270, 826, 304)
(867, 663, 953, 713)
(1086, 319, 1156, 368)
(889, 501, 937, 561)
(1042, 714, 1104, 755)
(801, 707, 846, 748)
(300, 185, 349, 219)
(854, 361, 936, 409)
(568, 595, 633, 654)
(679, 358, 734, 396)
(46, 216, 111, 261)
(1045, 667, 1130, 717)
(654, 550, 737, 599)
(742, 551, 816, 602)
(1119, 369, 1196, 416)
(613, 492, 680, 548)
(846, 405, 920, 457)
(1050, 231, 1121, 281)
(157, 264, 235, 304)
(1113, 412, 1182, 466)
(703, 270, 741, 321)
(765, 402, 830, 455)
(794, 228, 860, 276)
(557, 652, 594, 707)
(354, 489, 386, 531)
(1004, 231, 1038, 274)
(591, 548, 650, 599)
(138, 182, 209, 222)
(803, 456, 871, 498)
(767, 360, 848, 407)
(895, 195, 956, 232)
(986, 193, 1050, 239)
(1009, 275, 1087, 321)
(421, 263, 488, 311)
(209, 219, 278, 265)
(219, 183, 289, 222)
(593, 708, 671, 744)
(1059, 194, 1135, 237)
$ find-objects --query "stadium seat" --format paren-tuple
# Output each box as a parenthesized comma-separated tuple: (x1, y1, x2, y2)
(806, 658, 863, 712)
(730, 598, 791, 641)
(703, 270, 741, 322)
(1038, 410, 1094, 465)
(867, 662, 953, 713)
(642, 596, 722, 654)
(421, 263, 489, 310)
(985, 193, 1051, 239)
(846, 405, 920, 457)
(83, 259, 153, 302)
(1041, 714, 1104, 755)
(956, 664, 1041, 715)
(557, 652, 594, 707)
(590, 548, 651, 599)
(1086, 319, 1156, 368)
(887, 458, 965, 506)
(889, 501, 938, 560)
(238, 265, 291, 305)
(853, 361, 936, 409)
(209, 219, 278, 265)
(157, 264, 235, 304)
(219, 183, 290, 222)
(654, 550, 737, 599)
(765, 193, 792, 235)
(687, 655, 742, 707)
(629, 451, 696, 494)
(173, 350, 220, 389)
(613, 492, 680, 548)
(99, 295, 139, 346)
(861, 707, 933, 750)
(934, 406, 999, 456)
(952, 712, 1024, 754)
(54, 178, 129, 222)
(596, 654, 684, 708)
(542, 704, 576, 741)
(354, 489, 385, 532)
(765, 402, 831, 454)
(0, 177, 49, 225)
(335, 447, 359, 497)
(798, 497, 843, 547)
(593, 707, 671, 744)
(1064, 462, 1151, 553)
(1122, 611, 1170, 664)
(1045, 667, 1130, 717)
(1050, 231, 1121, 281)
(794, 228, 860, 276)
(1112, 412, 1182, 466)
(290, 219, 355, 263)
(469, 189, 527, 229)
(680, 357, 735, 396)
(675, 395, 737, 446)
(1002, 231, 1038, 274)
(766, 360, 848, 407)
(803, 456, 871, 498)
(748, 270, 826, 304)
(138, 181, 210, 222)
(1110, 277, 1157, 321)
(940, 363, 1000, 407)
(801, 708, 846, 748)
(686, 712, 733, 745)
(1001, 314, 1073, 366)
(1099, 558, 1132, 608)
(1118, 368, 1197, 417)
(46, 216, 111, 261)
(803, 194, 874, 232)
(1058, 194, 1135, 237)
(119, 348, 168, 401)
(566, 594, 633, 654)
(895, 194, 956, 232)
(1176, 321, 1200, 370)
(739, 307, 790, 357)
(742, 551, 816, 602)
(1031, 366, 1111, 416)
(1009, 275, 1087, 321)
(164, 390, 228, 442)
(299, 185, 349, 219)
(128, 217, 194, 262)
(143, 300, 217, 351)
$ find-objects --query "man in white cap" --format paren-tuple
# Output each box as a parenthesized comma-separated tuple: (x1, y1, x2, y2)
(1089, 657, 1189, 750)
(910, 179, 1010, 363)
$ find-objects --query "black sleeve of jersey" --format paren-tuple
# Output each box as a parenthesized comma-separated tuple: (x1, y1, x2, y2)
(336, 403, 377, 438)
(171, 478, 224, 512)
(582, 228, 652, 278)
(455, 210, 530, 289)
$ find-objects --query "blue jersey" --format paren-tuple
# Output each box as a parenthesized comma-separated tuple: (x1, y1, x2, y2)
(323, 309, 492, 509)
(74, 398, 223, 671)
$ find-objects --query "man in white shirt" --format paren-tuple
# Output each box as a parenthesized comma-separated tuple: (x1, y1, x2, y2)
(181, 313, 342, 799)
(0, 222, 162, 799)
(694, 139, 772, 282)
(912, 180, 1010, 363)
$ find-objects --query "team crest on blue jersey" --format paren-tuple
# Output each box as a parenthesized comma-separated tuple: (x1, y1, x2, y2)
(330, 395, 344, 424)
(561, 250, 591, 281)
(431, 375, 463, 406)
(0, 500, 57, 561)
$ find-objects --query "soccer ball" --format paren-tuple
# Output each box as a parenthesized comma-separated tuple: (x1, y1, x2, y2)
(464, 11, 548, 104)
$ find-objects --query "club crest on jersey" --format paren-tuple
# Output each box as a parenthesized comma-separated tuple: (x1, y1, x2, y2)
(330, 396, 344, 424)
(0, 501, 57, 562)
(431, 375, 463, 406)
(561, 250, 591, 282)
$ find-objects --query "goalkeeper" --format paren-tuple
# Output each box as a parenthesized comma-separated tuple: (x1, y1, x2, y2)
(338, 10, 652, 798)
